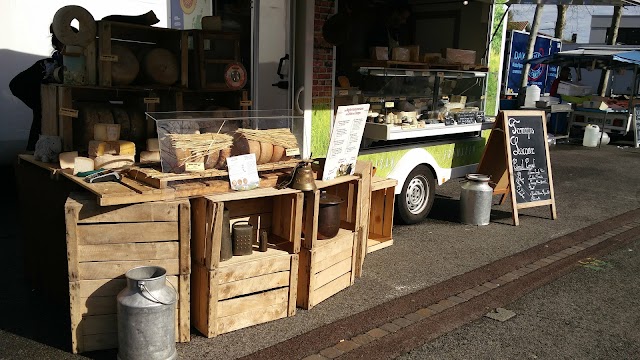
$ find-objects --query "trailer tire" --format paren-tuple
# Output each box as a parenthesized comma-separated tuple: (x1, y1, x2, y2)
(396, 165, 435, 225)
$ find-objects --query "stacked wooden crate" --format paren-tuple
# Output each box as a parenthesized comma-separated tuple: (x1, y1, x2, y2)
(367, 177, 398, 253)
(297, 161, 372, 310)
(65, 193, 191, 353)
(190, 188, 303, 337)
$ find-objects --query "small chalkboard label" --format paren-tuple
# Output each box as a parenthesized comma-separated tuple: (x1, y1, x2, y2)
(505, 114, 551, 204)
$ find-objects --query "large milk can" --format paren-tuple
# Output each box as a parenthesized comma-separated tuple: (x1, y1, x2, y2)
(117, 266, 177, 360)
(460, 174, 493, 226)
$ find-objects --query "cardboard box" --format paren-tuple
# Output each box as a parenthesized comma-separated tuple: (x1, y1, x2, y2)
(557, 81, 592, 96)
(391, 47, 410, 62)
(370, 47, 389, 61)
(443, 48, 476, 65)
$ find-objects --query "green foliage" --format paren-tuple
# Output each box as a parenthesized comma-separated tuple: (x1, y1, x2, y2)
(486, 4, 507, 116)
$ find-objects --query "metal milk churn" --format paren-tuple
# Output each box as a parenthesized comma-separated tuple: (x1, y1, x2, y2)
(460, 174, 493, 226)
(117, 266, 177, 360)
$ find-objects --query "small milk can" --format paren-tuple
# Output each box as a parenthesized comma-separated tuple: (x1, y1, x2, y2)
(460, 174, 493, 226)
(232, 221, 254, 255)
(117, 266, 177, 360)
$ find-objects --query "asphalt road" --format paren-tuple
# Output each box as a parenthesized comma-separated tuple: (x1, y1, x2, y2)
(1, 143, 639, 359)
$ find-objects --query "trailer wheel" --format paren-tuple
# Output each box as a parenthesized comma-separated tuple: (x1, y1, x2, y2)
(396, 165, 435, 224)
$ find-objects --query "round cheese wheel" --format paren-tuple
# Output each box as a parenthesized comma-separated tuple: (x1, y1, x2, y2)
(144, 48, 179, 85)
(271, 145, 285, 163)
(232, 134, 260, 160)
(111, 45, 139, 86)
(112, 107, 131, 140)
(52, 6, 96, 46)
(205, 150, 220, 170)
(258, 142, 273, 164)
(216, 148, 231, 169)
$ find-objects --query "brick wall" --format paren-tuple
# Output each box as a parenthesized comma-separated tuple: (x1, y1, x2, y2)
(313, 0, 335, 105)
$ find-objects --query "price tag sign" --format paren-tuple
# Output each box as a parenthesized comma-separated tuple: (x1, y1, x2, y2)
(384, 101, 395, 108)
(285, 148, 300, 156)
(338, 90, 348, 96)
(239, 100, 253, 107)
(185, 162, 205, 172)
(59, 108, 79, 118)
(144, 97, 161, 104)
(100, 54, 119, 62)
(227, 154, 260, 191)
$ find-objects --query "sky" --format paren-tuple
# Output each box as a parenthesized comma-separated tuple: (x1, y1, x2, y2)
(509, 5, 640, 43)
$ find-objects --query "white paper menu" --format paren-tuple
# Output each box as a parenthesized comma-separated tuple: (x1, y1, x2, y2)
(322, 104, 370, 181)
(227, 154, 260, 191)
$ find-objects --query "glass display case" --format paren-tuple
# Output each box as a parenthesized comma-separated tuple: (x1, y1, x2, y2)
(147, 110, 303, 173)
(357, 67, 492, 142)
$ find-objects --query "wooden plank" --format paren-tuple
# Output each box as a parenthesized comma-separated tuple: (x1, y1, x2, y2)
(203, 187, 300, 203)
(206, 201, 224, 270)
(311, 272, 351, 308)
(207, 270, 218, 337)
(296, 249, 311, 309)
(314, 247, 353, 274)
(191, 264, 211, 338)
(224, 197, 274, 218)
(355, 161, 372, 279)
(370, 190, 386, 236)
(85, 41, 97, 85)
(217, 287, 289, 318)
(82, 314, 117, 335)
(69, 281, 84, 354)
(75, 201, 179, 223)
(314, 257, 352, 289)
(517, 199, 554, 209)
(382, 188, 395, 238)
(292, 193, 303, 253)
(216, 302, 288, 335)
(79, 276, 178, 298)
(190, 198, 207, 268)
(180, 31, 189, 88)
(218, 254, 291, 284)
(77, 242, 179, 262)
(288, 254, 298, 317)
(40, 84, 58, 135)
(303, 190, 320, 249)
(217, 271, 289, 301)
(178, 274, 190, 343)
(77, 222, 179, 245)
(58, 86, 73, 151)
(178, 202, 191, 275)
(371, 177, 397, 191)
(98, 22, 112, 87)
(78, 259, 180, 280)
(367, 238, 394, 253)
(315, 175, 359, 189)
(313, 229, 354, 264)
(65, 201, 81, 282)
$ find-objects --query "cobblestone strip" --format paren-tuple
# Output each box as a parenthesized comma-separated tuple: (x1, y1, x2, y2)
(301, 221, 640, 360)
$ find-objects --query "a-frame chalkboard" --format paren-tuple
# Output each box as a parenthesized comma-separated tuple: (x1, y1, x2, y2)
(477, 110, 557, 226)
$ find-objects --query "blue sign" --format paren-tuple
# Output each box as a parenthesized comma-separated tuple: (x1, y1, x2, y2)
(505, 31, 562, 95)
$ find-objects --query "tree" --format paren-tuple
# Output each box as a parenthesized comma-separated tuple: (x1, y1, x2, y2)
(598, 5, 623, 96)
(555, 5, 567, 40)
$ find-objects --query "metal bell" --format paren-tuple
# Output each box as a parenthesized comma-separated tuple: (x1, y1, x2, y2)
(290, 161, 317, 192)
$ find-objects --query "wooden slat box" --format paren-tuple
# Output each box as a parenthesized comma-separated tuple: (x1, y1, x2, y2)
(367, 177, 397, 253)
(65, 194, 191, 353)
(191, 188, 303, 338)
(297, 228, 358, 310)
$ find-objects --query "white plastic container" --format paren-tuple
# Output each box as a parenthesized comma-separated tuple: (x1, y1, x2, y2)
(582, 124, 600, 147)
(524, 85, 541, 108)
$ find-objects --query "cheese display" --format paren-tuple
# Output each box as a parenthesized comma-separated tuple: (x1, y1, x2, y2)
(140, 151, 161, 163)
(59, 151, 79, 169)
(73, 157, 94, 174)
(147, 138, 160, 152)
(88, 140, 136, 157)
(94, 123, 121, 142)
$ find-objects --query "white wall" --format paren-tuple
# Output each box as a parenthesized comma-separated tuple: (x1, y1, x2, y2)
(0, 0, 168, 164)
(590, 15, 640, 44)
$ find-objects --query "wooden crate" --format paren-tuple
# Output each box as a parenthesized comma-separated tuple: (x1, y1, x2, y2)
(65, 194, 191, 353)
(367, 177, 397, 253)
(191, 30, 242, 90)
(191, 188, 303, 337)
(297, 229, 358, 310)
(97, 21, 188, 88)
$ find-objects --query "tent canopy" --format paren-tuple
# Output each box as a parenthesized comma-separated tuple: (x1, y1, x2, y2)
(527, 46, 640, 70)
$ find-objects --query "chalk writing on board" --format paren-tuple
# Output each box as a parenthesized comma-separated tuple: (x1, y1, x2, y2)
(507, 116, 552, 204)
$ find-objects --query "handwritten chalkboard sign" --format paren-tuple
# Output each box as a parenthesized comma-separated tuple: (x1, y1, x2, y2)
(505, 115, 551, 204)
(477, 110, 557, 225)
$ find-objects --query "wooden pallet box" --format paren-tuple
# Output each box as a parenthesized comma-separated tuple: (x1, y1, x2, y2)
(97, 21, 188, 88)
(367, 177, 397, 253)
(297, 228, 358, 310)
(191, 188, 303, 338)
(65, 194, 191, 353)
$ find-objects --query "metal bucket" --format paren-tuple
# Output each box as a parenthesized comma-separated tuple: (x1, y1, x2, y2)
(460, 174, 493, 226)
(232, 221, 254, 256)
(117, 266, 177, 360)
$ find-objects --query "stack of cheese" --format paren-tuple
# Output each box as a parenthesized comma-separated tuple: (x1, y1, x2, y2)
(59, 123, 136, 174)
(140, 138, 160, 163)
